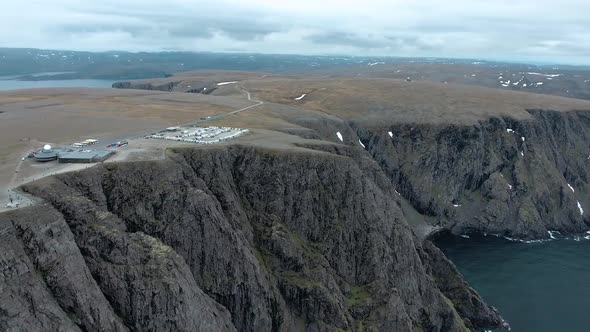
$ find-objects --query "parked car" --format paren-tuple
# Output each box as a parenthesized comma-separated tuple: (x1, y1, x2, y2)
(117, 141, 129, 147)
(107, 142, 118, 147)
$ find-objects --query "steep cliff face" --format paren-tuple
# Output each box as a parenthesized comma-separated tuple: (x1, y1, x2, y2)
(351, 110, 590, 239)
(1, 145, 505, 331)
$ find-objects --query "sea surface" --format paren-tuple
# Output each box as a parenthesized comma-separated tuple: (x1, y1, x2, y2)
(434, 233, 590, 332)
(0, 76, 113, 90)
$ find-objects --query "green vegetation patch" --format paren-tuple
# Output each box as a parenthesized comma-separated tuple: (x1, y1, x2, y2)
(347, 285, 372, 307)
(280, 271, 321, 289)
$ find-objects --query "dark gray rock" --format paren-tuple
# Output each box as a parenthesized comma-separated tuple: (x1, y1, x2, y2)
(4, 206, 128, 332)
(0, 212, 82, 332)
(112, 81, 180, 91)
(358, 110, 590, 240)
(2, 145, 505, 331)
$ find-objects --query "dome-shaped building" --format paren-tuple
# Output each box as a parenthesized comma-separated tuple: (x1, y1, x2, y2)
(34, 145, 59, 162)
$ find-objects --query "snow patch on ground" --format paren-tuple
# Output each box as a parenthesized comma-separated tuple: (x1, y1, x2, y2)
(578, 201, 584, 215)
(336, 132, 343, 142)
(521, 136, 525, 142)
(358, 139, 365, 148)
(217, 81, 237, 86)
(388, 131, 393, 138)
(508, 184, 513, 190)
(507, 128, 514, 133)
(294, 93, 306, 101)
(520, 151, 524, 157)
(527, 72, 561, 78)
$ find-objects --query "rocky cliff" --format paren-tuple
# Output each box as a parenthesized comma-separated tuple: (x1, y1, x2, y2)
(112, 81, 181, 92)
(0, 145, 505, 331)
(349, 109, 590, 240)
(113, 74, 590, 240)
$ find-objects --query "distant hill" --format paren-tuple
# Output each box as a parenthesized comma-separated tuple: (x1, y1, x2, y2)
(3, 47, 590, 100)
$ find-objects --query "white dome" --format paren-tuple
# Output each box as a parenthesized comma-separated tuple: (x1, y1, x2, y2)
(43, 144, 52, 151)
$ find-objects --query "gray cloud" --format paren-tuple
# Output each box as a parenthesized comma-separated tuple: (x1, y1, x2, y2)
(306, 32, 389, 49)
(1, 0, 590, 64)
(305, 32, 440, 52)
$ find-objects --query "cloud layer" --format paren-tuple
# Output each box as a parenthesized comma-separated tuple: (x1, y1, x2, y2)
(2, 0, 590, 64)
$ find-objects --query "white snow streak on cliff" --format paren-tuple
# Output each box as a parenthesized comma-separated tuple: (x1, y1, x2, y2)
(568, 183, 575, 193)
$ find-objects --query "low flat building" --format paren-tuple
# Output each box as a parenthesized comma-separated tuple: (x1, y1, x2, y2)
(34, 149, 61, 162)
(58, 150, 115, 163)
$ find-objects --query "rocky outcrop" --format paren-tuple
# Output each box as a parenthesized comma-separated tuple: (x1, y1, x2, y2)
(112, 81, 181, 91)
(1, 145, 505, 331)
(0, 200, 235, 332)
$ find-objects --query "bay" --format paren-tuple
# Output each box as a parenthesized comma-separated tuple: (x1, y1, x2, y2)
(435, 233, 590, 332)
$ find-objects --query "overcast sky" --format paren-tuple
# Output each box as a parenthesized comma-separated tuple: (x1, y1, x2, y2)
(3, 0, 590, 64)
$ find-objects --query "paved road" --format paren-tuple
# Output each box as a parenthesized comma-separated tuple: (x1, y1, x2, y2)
(189, 87, 263, 124)
(226, 89, 264, 115)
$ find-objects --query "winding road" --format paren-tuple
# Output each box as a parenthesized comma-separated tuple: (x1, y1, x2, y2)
(227, 88, 264, 115)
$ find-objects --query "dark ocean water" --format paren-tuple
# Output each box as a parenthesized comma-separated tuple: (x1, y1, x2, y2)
(434, 233, 590, 332)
